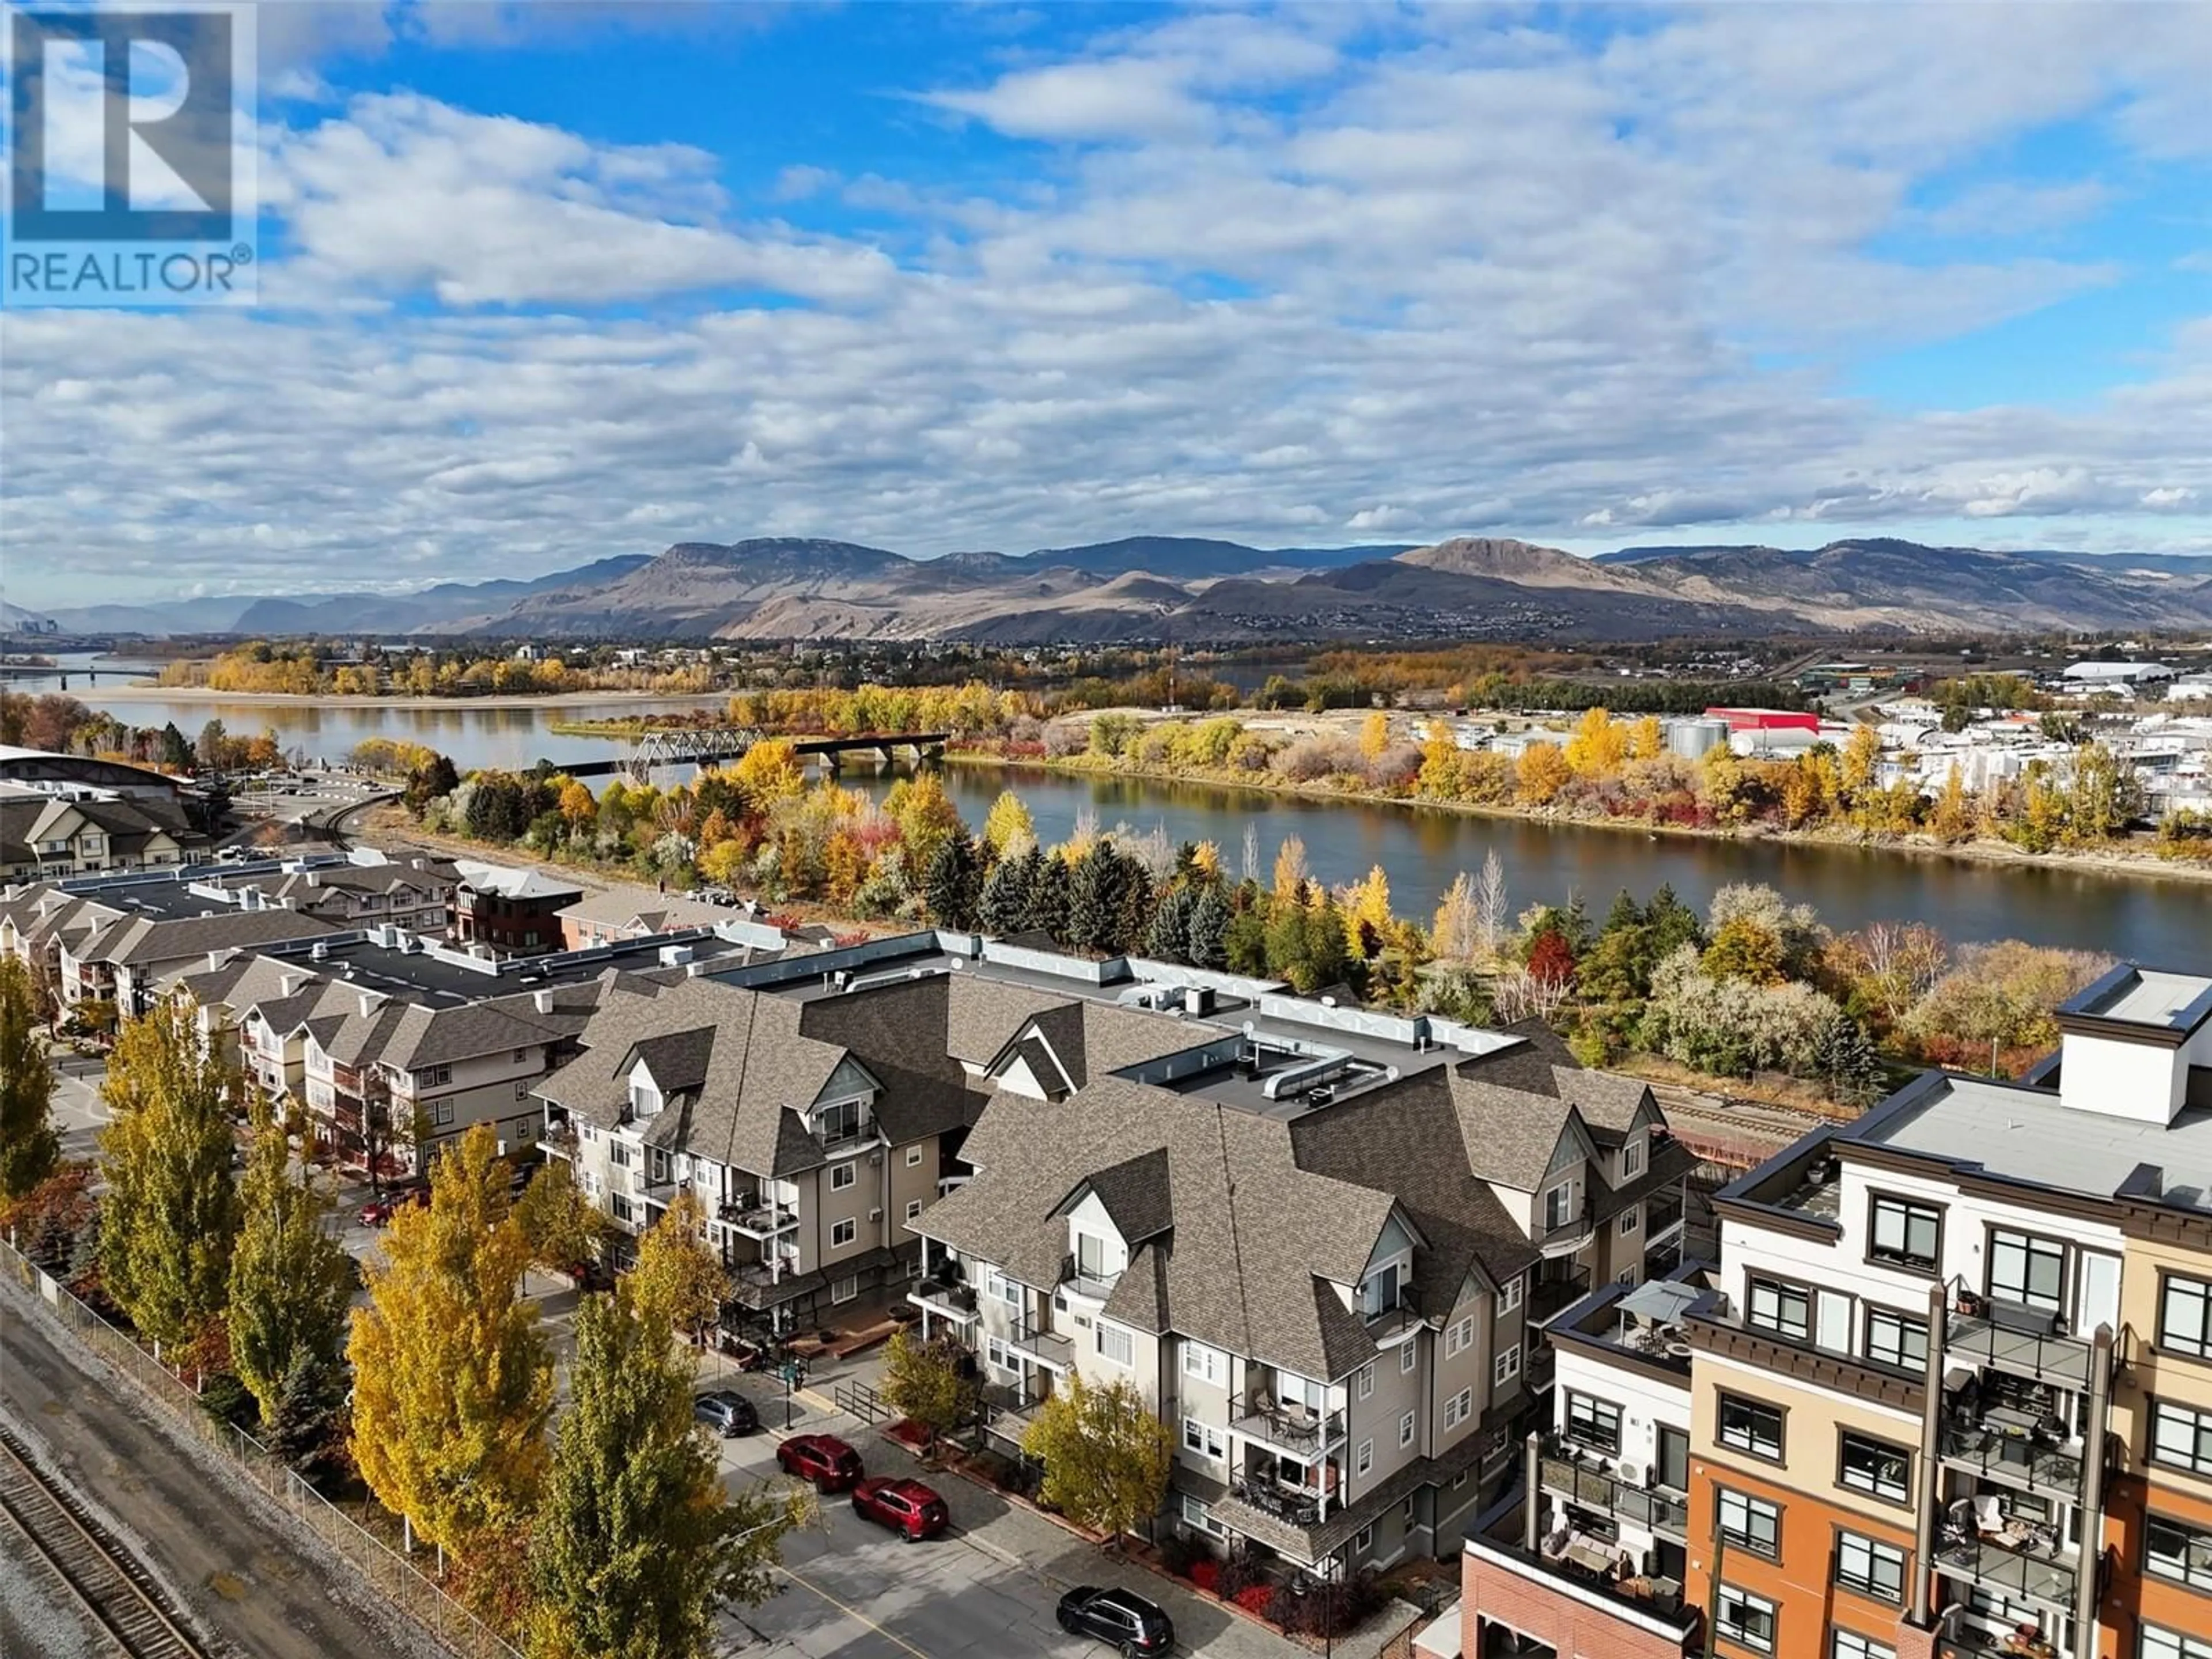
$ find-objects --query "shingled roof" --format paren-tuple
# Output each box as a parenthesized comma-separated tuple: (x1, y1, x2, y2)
(535, 979, 859, 1179)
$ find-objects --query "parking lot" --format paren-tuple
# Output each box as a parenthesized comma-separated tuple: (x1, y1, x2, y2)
(694, 1388, 1361, 1659)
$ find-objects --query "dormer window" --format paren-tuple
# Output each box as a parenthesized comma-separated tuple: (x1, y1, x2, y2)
(1620, 1138, 1643, 1180)
(1361, 1260, 1405, 1319)
(630, 1077, 662, 1118)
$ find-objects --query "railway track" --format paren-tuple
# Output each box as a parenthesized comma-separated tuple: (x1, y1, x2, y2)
(0, 1420, 210, 1659)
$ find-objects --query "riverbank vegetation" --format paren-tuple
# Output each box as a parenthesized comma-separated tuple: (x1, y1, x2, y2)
(396, 746, 2109, 1109)
(967, 705, 2158, 863)
(157, 641, 719, 698)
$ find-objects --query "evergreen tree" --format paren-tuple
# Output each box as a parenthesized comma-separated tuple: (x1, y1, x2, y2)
(922, 832, 984, 930)
(527, 1281, 806, 1659)
(1187, 884, 1232, 972)
(0, 957, 60, 1202)
(1108, 850, 1155, 955)
(1815, 1016, 1888, 1109)
(99, 997, 242, 1347)
(1065, 840, 1118, 952)
(229, 1098, 357, 1423)
(1019, 846, 1067, 941)
(266, 1350, 349, 1475)
(976, 853, 1030, 935)
(1143, 885, 1198, 963)
(349, 1125, 551, 1555)
(1645, 884, 1704, 959)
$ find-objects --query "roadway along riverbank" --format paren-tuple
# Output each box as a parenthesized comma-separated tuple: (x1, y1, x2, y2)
(0, 1289, 426, 1659)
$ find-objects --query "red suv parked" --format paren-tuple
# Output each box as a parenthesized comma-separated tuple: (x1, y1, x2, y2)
(850, 1477, 948, 1541)
(359, 1187, 427, 1226)
(775, 1433, 863, 1493)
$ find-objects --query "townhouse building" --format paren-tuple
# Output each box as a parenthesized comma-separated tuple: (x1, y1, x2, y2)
(0, 790, 188, 880)
(207, 859, 454, 932)
(60, 907, 337, 1015)
(534, 967, 1002, 1323)
(902, 951, 1693, 1580)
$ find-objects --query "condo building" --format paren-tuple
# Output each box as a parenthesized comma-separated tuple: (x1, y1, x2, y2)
(1452, 962, 2212, 1659)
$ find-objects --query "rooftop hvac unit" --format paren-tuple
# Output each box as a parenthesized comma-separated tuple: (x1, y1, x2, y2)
(1183, 985, 1215, 1016)
(658, 944, 694, 967)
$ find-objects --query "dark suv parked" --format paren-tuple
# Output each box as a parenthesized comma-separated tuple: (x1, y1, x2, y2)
(1056, 1585, 1174, 1655)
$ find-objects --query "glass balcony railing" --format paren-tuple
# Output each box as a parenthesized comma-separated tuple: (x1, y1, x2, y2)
(1539, 1438, 1690, 1538)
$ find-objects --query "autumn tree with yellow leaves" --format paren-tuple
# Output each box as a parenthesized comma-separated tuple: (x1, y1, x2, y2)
(349, 1125, 552, 1556)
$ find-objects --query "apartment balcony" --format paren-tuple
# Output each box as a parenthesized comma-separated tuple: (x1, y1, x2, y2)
(815, 1120, 882, 1156)
(1057, 1252, 1120, 1303)
(719, 1198, 799, 1237)
(1529, 1266, 1594, 1326)
(1537, 1437, 1690, 1541)
(1464, 1535, 1701, 1654)
(1009, 1319, 1075, 1373)
(1933, 1533, 2078, 1617)
(537, 1120, 578, 1160)
(1536, 1195, 1593, 1257)
(1938, 1423, 2085, 1505)
(907, 1277, 979, 1325)
(981, 1382, 1049, 1441)
(1948, 1300, 2098, 1390)
(1227, 1401, 1347, 1463)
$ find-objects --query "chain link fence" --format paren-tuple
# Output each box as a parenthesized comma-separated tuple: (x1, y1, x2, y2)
(0, 1237, 522, 1659)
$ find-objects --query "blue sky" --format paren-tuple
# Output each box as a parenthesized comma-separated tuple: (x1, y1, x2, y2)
(6, 0, 2212, 607)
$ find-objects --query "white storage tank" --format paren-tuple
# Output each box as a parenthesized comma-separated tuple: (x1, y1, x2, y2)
(1665, 717, 1729, 760)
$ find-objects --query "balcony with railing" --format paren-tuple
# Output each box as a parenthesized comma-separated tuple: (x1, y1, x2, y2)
(1228, 1399, 1347, 1462)
(1948, 1291, 2099, 1389)
(719, 1196, 799, 1237)
(1464, 1533, 1702, 1654)
(907, 1275, 979, 1325)
(1934, 1532, 2077, 1615)
(1938, 1422, 2084, 1503)
(1009, 1316, 1075, 1372)
(1058, 1252, 1120, 1303)
(1538, 1437, 1690, 1540)
(1529, 1266, 1593, 1327)
(1536, 1192, 1593, 1256)
(537, 1118, 578, 1160)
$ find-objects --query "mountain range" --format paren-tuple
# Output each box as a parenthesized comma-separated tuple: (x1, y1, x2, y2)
(16, 535, 2212, 644)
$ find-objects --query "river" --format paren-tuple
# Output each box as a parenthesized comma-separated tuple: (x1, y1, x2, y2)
(21, 671, 2211, 967)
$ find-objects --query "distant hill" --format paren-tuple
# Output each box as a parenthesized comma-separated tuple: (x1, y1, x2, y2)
(41, 531, 2212, 646)
(45, 554, 656, 638)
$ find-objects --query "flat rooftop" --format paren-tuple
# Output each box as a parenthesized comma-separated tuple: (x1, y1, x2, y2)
(2061, 962, 2212, 1035)
(707, 930, 1474, 1116)
(1865, 1074, 2212, 1214)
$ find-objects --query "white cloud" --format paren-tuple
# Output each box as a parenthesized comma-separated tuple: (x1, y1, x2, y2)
(6, 5, 2212, 607)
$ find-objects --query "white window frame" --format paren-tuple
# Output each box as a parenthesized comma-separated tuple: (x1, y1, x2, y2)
(1444, 1387, 1472, 1430)
(1498, 1276, 1522, 1314)
(1355, 1362, 1374, 1400)
(831, 1274, 859, 1304)
(1094, 1322, 1134, 1368)
(905, 1144, 924, 1168)
(830, 1161, 857, 1192)
(1181, 1342, 1225, 1386)
(1355, 1439, 1374, 1476)
(830, 1217, 857, 1250)
(1181, 1418, 1226, 1461)
(987, 1269, 1020, 1309)
(1494, 1343, 1521, 1385)
(1835, 1532, 1906, 1604)
(904, 1198, 923, 1224)
(1400, 1340, 1418, 1374)
(1621, 1138, 1643, 1179)
(1180, 1494, 1226, 1538)
(1398, 1410, 1415, 1448)
(1445, 1315, 1475, 1357)
(1618, 1208, 1638, 1236)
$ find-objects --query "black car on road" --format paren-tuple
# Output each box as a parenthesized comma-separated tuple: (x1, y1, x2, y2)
(1056, 1585, 1174, 1656)
(692, 1390, 759, 1437)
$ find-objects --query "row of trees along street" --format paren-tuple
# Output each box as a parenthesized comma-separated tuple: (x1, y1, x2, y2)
(0, 959, 806, 1658)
